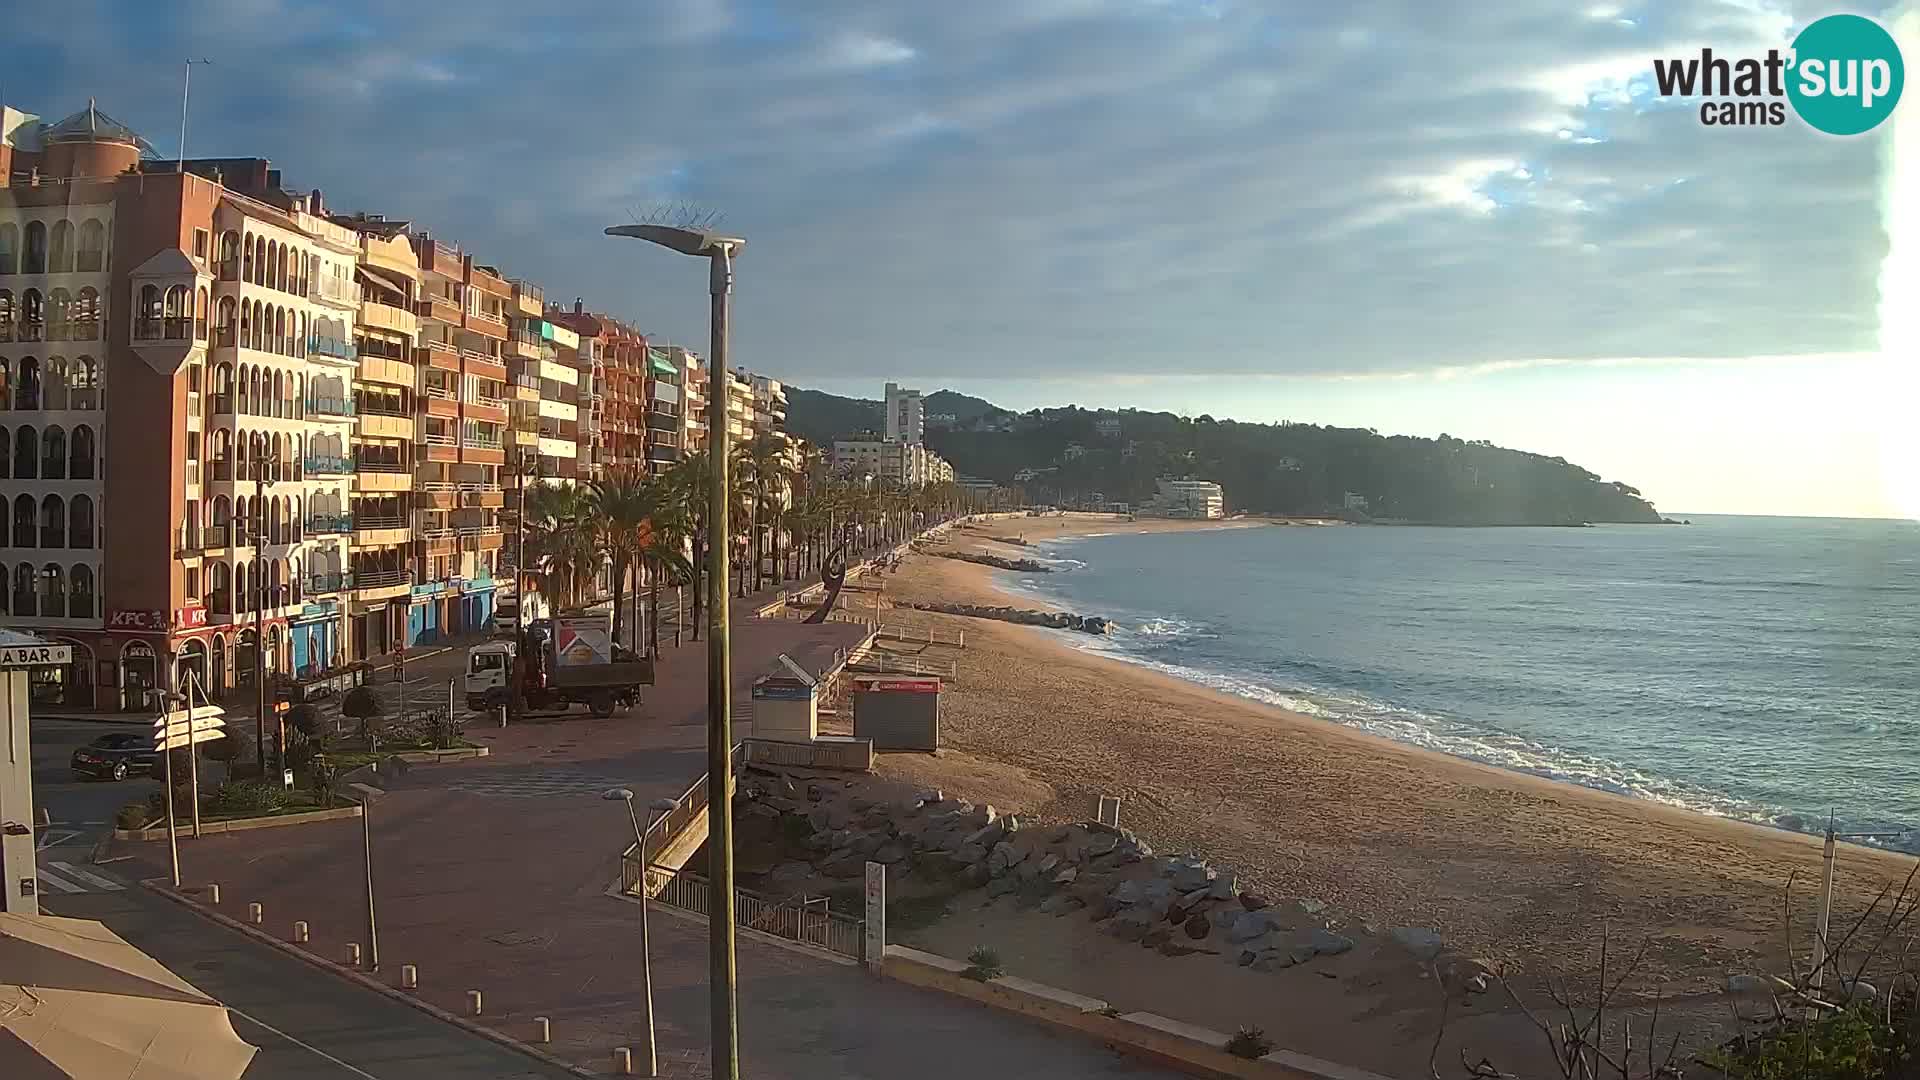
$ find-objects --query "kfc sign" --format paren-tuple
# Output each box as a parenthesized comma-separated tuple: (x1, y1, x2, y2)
(176, 606, 208, 629)
(106, 609, 169, 632)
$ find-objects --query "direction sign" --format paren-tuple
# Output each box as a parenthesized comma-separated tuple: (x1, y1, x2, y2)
(154, 727, 227, 752)
(0, 644, 73, 668)
(152, 714, 228, 741)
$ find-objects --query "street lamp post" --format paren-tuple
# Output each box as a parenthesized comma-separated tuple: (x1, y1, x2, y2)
(346, 782, 382, 972)
(605, 223, 745, 1079)
(604, 789, 678, 1078)
(252, 457, 277, 773)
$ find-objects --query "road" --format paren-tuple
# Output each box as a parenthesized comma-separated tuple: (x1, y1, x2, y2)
(38, 886, 578, 1079)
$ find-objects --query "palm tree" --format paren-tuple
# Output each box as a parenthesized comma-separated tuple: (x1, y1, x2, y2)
(587, 467, 655, 649)
(662, 450, 751, 639)
(523, 481, 597, 611)
(736, 433, 796, 594)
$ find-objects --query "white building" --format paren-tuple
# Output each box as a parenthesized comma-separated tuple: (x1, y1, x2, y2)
(1343, 492, 1369, 513)
(831, 435, 951, 488)
(884, 382, 923, 445)
(1141, 479, 1224, 519)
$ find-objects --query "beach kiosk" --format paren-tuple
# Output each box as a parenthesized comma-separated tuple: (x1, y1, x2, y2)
(851, 674, 942, 752)
(750, 655, 819, 743)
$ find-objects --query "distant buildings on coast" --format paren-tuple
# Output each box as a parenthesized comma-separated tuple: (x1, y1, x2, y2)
(830, 381, 954, 488)
(1140, 479, 1225, 519)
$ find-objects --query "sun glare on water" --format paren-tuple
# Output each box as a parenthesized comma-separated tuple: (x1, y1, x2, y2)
(1878, 6, 1920, 520)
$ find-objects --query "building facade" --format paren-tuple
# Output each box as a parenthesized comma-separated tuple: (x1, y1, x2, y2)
(829, 435, 953, 488)
(885, 382, 924, 445)
(1142, 479, 1225, 519)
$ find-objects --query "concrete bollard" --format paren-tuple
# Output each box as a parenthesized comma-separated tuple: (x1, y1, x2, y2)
(247, 902, 263, 925)
(467, 990, 483, 1016)
(292, 921, 309, 944)
(612, 1047, 633, 1075)
(533, 1017, 551, 1044)
(207, 883, 221, 905)
(400, 964, 418, 990)
(346, 943, 362, 967)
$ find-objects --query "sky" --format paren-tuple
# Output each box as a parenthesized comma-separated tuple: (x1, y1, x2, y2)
(11, 0, 1917, 518)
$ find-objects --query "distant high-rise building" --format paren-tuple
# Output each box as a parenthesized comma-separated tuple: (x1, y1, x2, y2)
(884, 382, 923, 445)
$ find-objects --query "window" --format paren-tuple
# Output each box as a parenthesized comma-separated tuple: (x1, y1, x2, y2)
(14, 425, 35, 478)
(69, 564, 92, 618)
(40, 495, 65, 548)
(193, 229, 209, 260)
(41, 426, 65, 479)
(72, 287, 99, 340)
(135, 284, 161, 340)
(48, 221, 73, 273)
(39, 563, 64, 616)
(76, 220, 105, 273)
(22, 222, 47, 275)
(13, 563, 35, 616)
(0, 289, 12, 343)
(20, 289, 42, 341)
(69, 496, 92, 549)
(0, 224, 15, 274)
(17, 359, 38, 410)
(184, 565, 200, 599)
(70, 425, 94, 479)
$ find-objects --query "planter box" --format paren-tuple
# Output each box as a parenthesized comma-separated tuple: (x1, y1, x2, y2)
(114, 804, 362, 841)
(392, 746, 489, 764)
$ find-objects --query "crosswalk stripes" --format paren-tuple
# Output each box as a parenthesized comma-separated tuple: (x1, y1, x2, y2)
(36, 858, 125, 894)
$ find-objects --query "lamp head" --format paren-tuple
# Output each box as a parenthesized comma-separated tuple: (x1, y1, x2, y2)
(602, 788, 635, 802)
(604, 224, 744, 257)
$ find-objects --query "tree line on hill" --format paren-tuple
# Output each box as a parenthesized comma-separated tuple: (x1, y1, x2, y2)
(787, 389, 1664, 526)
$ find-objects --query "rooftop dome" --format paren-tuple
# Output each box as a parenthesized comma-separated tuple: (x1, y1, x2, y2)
(40, 98, 153, 153)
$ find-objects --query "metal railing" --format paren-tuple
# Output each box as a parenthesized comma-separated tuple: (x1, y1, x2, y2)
(742, 737, 875, 772)
(424, 384, 456, 400)
(877, 623, 968, 648)
(306, 395, 356, 417)
(306, 334, 357, 361)
(304, 455, 351, 475)
(354, 457, 409, 473)
(421, 432, 458, 447)
(848, 653, 957, 679)
(352, 568, 409, 589)
(309, 571, 351, 594)
(353, 515, 405, 531)
(305, 514, 353, 534)
(471, 393, 508, 410)
(630, 864, 865, 960)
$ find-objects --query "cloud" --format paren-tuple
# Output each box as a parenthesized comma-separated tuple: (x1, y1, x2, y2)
(10, 0, 1897, 384)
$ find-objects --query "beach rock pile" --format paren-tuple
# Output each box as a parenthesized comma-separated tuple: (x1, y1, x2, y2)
(734, 770, 1483, 989)
(937, 551, 1053, 573)
(906, 600, 1111, 635)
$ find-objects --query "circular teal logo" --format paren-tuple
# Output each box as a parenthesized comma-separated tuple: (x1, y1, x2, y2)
(1787, 14, 1905, 135)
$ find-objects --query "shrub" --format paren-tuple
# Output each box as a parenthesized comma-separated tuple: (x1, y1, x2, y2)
(963, 946, 1003, 982)
(209, 781, 288, 815)
(286, 703, 323, 739)
(1705, 1004, 1913, 1080)
(115, 800, 154, 831)
(202, 730, 253, 781)
(1226, 1026, 1273, 1060)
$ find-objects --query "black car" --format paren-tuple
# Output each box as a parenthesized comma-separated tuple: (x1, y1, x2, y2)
(70, 732, 157, 781)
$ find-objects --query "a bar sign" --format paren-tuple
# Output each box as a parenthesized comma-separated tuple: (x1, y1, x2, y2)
(0, 645, 73, 668)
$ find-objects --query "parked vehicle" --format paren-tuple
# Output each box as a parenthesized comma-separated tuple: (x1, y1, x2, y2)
(491, 588, 549, 635)
(466, 611, 652, 718)
(70, 732, 157, 782)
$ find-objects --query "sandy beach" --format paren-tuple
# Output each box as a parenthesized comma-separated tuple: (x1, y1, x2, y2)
(868, 514, 1916, 992)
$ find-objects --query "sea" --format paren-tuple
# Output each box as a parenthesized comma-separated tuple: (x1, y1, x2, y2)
(998, 515, 1920, 853)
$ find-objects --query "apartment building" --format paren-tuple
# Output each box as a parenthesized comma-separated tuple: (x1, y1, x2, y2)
(1141, 479, 1225, 519)
(0, 101, 390, 707)
(885, 382, 924, 445)
(829, 435, 953, 488)
(408, 232, 508, 643)
(334, 212, 418, 657)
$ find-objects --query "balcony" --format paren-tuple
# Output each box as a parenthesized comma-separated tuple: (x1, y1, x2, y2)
(308, 571, 351, 594)
(134, 317, 194, 342)
(511, 280, 543, 316)
(306, 333, 358, 364)
(306, 513, 353, 534)
(421, 431, 459, 448)
(305, 395, 356, 419)
(353, 514, 405, 532)
(359, 299, 417, 336)
(353, 456, 409, 474)
(648, 443, 681, 463)
(417, 340, 461, 371)
(415, 295, 463, 324)
(358, 355, 415, 387)
(645, 409, 680, 433)
(462, 351, 507, 380)
(468, 266, 512, 299)
(464, 310, 508, 339)
(351, 568, 411, 596)
(209, 460, 233, 481)
(304, 454, 351, 476)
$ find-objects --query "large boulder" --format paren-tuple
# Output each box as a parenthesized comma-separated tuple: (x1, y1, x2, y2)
(988, 841, 1026, 875)
(1391, 927, 1446, 962)
(873, 841, 909, 865)
(1228, 910, 1285, 944)
(1184, 914, 1212, 940)
(1170, 860, 1215, 893)
(1111, 880, 1145, 906)
(1283, 928, 1354, 964)
(951, 842, 988, 867)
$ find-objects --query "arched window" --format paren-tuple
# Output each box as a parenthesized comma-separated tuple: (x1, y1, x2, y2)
(41, 425, 65, 479)
(70, 424, 95, 479)
(20, 289, 42, 341)
(40, 563, 64, 616)
(212, 495, 230, 545)
(298, 311, 309, 358)
(73, 287, 98, 340)
(69, 564, 93, 618)
(235, 561, 250, 610)
(0, 289, 12, 343)
(282, 248, 293, 293)
(136, 284, 161, 340)
(70, 357, 98, 410)
(249, 235, 263, 284)
(76, 220, 106, 273)
(218, 229, 240, 278)
(0, 361, 9, 411)
(0, 224, 16, 274)
(47, 289, 70, 340)
(48, 221, 74, 273)
(0, 425, 8, 477)
(14, 425, 35, 478)
(11, 496, 32, 548)
(13, 563, 36, 616)
(215, 294, 236, 347)
(196, 286, 209, 340)
(267, 241, 279, 291)
(39, 495, 64, 547)
(17, 359, 38, 411)
(251, 300, 264, 351)
(274, 306, 287, 355)
(234, 497, 249, 547)
(42, 358, 66, 410)
(163, 284, 189, 339)
(22, 222, 47, 274)
(69, 495, 93, 549)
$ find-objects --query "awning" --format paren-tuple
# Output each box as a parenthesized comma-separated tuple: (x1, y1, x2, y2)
(357, 263, 413, 299)
(647, 348, 679, 377)
(0, 913, 257, 1080)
